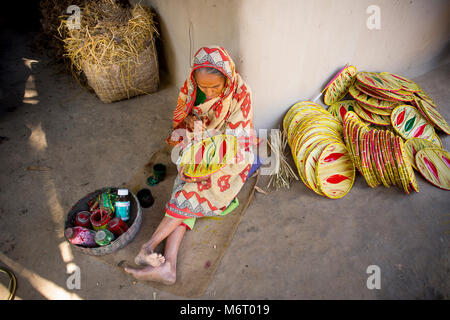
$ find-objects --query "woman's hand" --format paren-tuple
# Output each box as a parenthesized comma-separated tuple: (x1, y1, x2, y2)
(179, 166, 210, 183)
(184, 115, 207, 132)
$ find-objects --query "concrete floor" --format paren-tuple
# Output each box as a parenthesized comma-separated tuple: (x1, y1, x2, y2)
(0, 28, 449, 300)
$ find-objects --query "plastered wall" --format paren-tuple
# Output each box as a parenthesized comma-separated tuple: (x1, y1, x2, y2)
(132, 0, 450, 129)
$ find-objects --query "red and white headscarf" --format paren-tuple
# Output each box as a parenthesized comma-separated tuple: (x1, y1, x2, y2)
(168, 46, 255, 147)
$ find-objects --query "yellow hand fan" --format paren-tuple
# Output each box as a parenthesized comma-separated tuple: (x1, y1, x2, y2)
(180, 134, 238, 178)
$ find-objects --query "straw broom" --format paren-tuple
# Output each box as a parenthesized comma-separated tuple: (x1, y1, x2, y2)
(267, 128, 299, 190)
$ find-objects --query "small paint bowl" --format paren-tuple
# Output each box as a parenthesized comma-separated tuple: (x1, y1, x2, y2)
(153, 163, 167, 181)
(136, 188, 154, 208)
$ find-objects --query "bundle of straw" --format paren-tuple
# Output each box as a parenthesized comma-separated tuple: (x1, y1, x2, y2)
(267, 128, 299, 190)
(59, 0, 160, 103)
(39, 0, 89, 63)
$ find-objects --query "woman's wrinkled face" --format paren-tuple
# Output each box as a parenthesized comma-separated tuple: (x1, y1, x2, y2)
(194, 69, 226, 100)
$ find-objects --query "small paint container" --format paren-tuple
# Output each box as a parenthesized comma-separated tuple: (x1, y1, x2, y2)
(75, 211, 91, 228)
(90, 208, 110, 231)
(94, 229, 115, 246)
(107, 217, 129, 238)
(136, 188, 154, 208)
(153, 163, 167, 181)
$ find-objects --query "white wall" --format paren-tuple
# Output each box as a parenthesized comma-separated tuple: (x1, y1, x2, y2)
(132, 0, 450, 129)
(139, 0, 241, 89)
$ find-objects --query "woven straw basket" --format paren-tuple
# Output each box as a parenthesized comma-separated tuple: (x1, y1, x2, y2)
(64, 187, 142, 256)
(82, 39, 159, 103)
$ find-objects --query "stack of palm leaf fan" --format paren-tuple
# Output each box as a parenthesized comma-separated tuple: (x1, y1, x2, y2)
(323, 66, 449, 191)
(283, 101, 355, 199)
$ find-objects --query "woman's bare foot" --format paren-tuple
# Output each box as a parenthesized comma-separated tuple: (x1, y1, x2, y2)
(135, 252, 166, 267)
(134, 242, 165, 267)
(124, 262, 176, 285)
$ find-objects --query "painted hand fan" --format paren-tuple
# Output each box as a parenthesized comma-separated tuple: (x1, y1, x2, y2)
(349, 85, 397, 109)
(392, 135, 411, 194)
(353, 102, 391, 125)
(283, 101, 323, 133)
(354, 82, 397, 101)
(371, 87, 415, 102)
(357, 101, 393, 116)
(323, 65, 357, 106)
(398, 138, 419, 192)
(316, 143, 355, 199)
(373, 130, 390, 187)
(295, 127, 338, 170)
(304, 138, 340, 194)
(180, 134, 238, 178)
(414, 89, 435, 106)
(356, 72, 401, 92)
(286, 107, 329, 143)
(391, 105, 435, 141)
(373, 88, 414, 102)
(380, 72, 421, 92)
(379, 130, 396, 186)
(431, 133, 443, 148)
(294, 132, 336, 189)
(415, 148, 450, 190)
(328, 100, 362, 123)
(415, 98, 450, 135)
(386, 131, 402, 188)
(404, 137, 441, 170)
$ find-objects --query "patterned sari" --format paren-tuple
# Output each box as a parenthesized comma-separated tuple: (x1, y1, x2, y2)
(165, 46, 256, 228)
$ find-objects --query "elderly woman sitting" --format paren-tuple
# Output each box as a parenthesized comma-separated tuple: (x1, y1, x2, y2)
(125, 46, 256, 285)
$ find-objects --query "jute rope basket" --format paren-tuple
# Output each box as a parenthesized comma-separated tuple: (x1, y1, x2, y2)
(60, 0, 159, 103)
(82, 39, 159, 103)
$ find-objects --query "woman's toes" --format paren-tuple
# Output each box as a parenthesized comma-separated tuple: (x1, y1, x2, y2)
(145, 252, 165, 267)
(134, 255, 146, 266)
(157, 253, 166, 263)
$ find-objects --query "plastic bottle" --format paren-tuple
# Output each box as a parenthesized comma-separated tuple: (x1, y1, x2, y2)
(65, 226, 96, 247)
(115, 189, 130, 221)
(94, 229, 115, 246)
